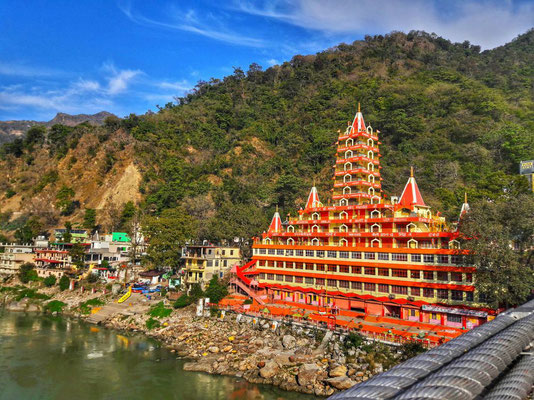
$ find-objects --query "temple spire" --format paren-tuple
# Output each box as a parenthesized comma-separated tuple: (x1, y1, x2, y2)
(268, 207, 282, 234)
(398, 168, 426, 207)
(305, 185, 322, 209)
(459, 192, 470, 219)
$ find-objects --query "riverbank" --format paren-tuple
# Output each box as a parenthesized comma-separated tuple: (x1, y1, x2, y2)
(1, 282, 416, 397)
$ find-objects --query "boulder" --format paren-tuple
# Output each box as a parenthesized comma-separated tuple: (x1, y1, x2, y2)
(208, 346, 219, 353)
(327, 376, 356, 390)
(282, 334, 296, 349)
(259, 360, 279, 379)
(329, 365, 348, 377)
(297, 363, 321, 386)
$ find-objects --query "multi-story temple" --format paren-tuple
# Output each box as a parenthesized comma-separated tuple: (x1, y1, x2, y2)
(245, 104, 493, 329)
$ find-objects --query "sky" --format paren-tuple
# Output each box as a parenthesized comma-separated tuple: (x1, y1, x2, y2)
(0, 0, 533, 121)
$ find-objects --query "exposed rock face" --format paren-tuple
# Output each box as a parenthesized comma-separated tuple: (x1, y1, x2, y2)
(259, 360, 279, 379)
(297, 363, 321, 386)
(282, 334, 296, 349)
(327, 376, 356, 390)
(329, 364, 348, 377)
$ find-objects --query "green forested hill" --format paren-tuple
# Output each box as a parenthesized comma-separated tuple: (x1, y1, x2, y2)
(1, 30, 533, 241)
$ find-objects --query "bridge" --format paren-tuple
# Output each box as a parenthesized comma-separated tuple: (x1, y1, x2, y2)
(329, 299, 534, 400)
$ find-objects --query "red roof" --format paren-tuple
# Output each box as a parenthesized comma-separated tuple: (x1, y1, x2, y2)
(305, 186, 322, 209)
(350, 103, 366, 133)
(398, 168, 426, 207)
(35, 258, 63, 264)
(267, 210, 282, 234)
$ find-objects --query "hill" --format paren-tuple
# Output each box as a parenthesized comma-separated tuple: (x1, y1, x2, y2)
(0, 30, 533, 242)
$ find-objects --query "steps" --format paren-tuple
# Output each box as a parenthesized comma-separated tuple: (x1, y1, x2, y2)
(86, 293, 142, 324)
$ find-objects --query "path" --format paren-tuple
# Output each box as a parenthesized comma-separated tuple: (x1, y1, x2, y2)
(86, 293, 147, 324)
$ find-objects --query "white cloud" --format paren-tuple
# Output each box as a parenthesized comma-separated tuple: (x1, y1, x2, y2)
(119, 1, 267, 48)
(156, 79, 191, 91)
(234, 0, 534, 49)
(102, 62, 143, 95)
(267, 58, 280, 66)
(0, 61, 62, 77)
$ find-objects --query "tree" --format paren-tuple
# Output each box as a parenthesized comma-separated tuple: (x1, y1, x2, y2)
(62, 222, 72, 243)
(204, 275, 228, 304)
(55, 185, 76, 216)
(83, 208, 97, 231)
(119, 201, 136, 231)
(24, 126, 46, 148)
(459, 194, 534, 308)
(59, 275, 70, 291)
(189, 283, 204, 301)
(14, 217, 42, 244)
(43, 275, 57, 287)
(19, 262, 38, 283)
(69, 243, 86, 269)
(142, 207, 197, 268)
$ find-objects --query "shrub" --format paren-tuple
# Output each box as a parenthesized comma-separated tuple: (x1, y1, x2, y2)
(14, 288, 50, 301)
(19, 262, 38, 283)
(43, 275, 57, 287)
(146, 317, 161, 330)
(204, 276, 228, 304)
(173, 294, 192, 309)
(243, 299, 253, 305)
(45, 300, 66, 313)
(398, 341, 426, 361)
(59, 275, 70, 291)
(189, 283, 204, 301)
(343, 332, 365, 350)
(147, 301, 172, 318)
(87, 273, 99, 283)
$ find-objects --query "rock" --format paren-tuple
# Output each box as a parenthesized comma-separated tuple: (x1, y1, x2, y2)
(259, 360, 279, 379)
(282, 335, 296, 349)
(374, 363, 383, 373)
(297, 363, 321, 386)
(273, 351, 293, 366)
(327, 376, 356, 390)
(257, 361, 266, 368)
(208, 346, 219, 353)
(329, 365, 348, 377)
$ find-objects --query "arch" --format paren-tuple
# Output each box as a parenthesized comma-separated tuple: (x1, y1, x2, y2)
(367, 125, 373, 135)
(312, 212, 320, 220)
(287, 238, 295, 245)
(367, 138, 374, 147)
(264, 238, 272, 244)
(371, 238, 381, 248)
(339, 224, 348, 233)
(367, 162, 374, 171)
(339, 198, 348, 206)
(287, 225, 295, 232)
(368, 187, 375, 195)
(311, 238, 320, 246)
(370, 223, 381, 232)
(408, 239, 418, 249)
(371, 195, 381, 204)
(345, 125, 351, 135)
(339, 211, 348, 219)
(343, 174, 352, 183)
(344, 162, 352, 171)
(370, 209, 381, 218)
(345, 138, 354, 147)
(368, 175, 375, 183)
(343, 186, 352, 195)
(311, 224, 320, 232)
(449, 240, 460, 249)
(340, 238, 348, 246)
(345, 150, 353, 159)
(367, 150, 374, 159)
(406, 223, 416, 232)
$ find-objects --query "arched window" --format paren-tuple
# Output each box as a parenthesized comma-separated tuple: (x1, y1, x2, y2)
(367, 162, 374, 171)
(345, 138, 354, 147)
(408, 239, 418, 249)
(406, 223, 416, 232)
(311, 238, 320, 246)
(340, 238, 348, 246)
(367, 150, 374, 159)
(344, 162, 352, 171)
(339, 224, 348, 233)
(264, 238, 272, 244)
(371, 195, 381, 204)
(339, 211, 348, 219)
(287, 225, 295, 232)
(367, 125, 373, 135)
(449, 240, 460, 249)
(371, 223, 381, 232)
(368, 175, 375, 183)
(311, 224, 320, 232)
(345, 150, 353, 159)
(344, 174, 352, 183)
(367, 138, 374, 147)
(371, 238, 381, 248)
(312, 212, 320, 220)
(340, 198, 348, 206)
(368, 187, 375, 196)
(343, 186, 352, 195)
(371, 209, 381, 218)
(287, 238, 295, 245)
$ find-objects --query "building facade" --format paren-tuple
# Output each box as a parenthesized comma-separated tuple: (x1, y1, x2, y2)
(183, 244, 242, 289)
(250, 105, 490, 329)
(0, 244, 34, 275)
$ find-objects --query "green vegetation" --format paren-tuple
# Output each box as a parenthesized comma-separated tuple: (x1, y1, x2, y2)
(173, 294, 192, 309)
(398, 341, 427, 361)
(145, 317, 161, 330)
(12, 287, 50, 301)
(18, 262, 38, 283)
(83, 208, 97, 230)
(343, 332, 365, 350)
(43, 275, 57, 287)
(79, 298, 105, 314)
(55, 185, 76, 216)
(204, 276, 228, 304)
(44, 300, 66, 313)
(59, 275, 70, 291)
(147, 301, 173, 318)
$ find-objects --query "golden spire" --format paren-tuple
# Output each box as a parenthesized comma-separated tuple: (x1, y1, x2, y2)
(313, 178, 316, 187)
(464, 192, 468, 203)
(410, 166, 414, 177)
(275, 205, 279, 213)
(358, 102, 361, 113)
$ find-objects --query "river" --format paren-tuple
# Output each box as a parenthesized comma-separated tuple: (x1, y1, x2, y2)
(0, 310, 318, 400)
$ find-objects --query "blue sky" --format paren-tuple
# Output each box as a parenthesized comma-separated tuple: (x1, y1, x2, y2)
(1, 0, 533, 121)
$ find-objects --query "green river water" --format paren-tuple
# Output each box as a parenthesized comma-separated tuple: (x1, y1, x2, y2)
(0, 310, 318, 400)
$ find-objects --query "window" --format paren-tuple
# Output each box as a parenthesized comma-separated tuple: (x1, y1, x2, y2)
(364, 283, 376, 292)
(392, 285, 408, 295)
(451, 290, 463, 301)
(451, 272, 462, 282)
(392, 253, 408, 262)
(466, 292, 474, 302)
(339, 265, 350, 273)
(305, 264, 314, 271)
(296, 250, 304, 256)
(316, 250, 325, 258)
(295, 276, 303, 283)
(451, 255, 462, 264)
(378, 253, 389, 261)
(327, 251, 337, 258)
(316, 278, 325, 286)
(423, 271, 434, 280)
(423, 254, 434, 263)
(411, 254, 421, 263)
(378, 284, 389, 293)
(285, 275, 293, 282)
(438, 255, 449, 264)
(423, 288, 434, 298)
(351, 252, 362, 259)
(268, 249, 275, 255)
(351, 281, 362, 290)
(259, 248, 266, 255)
(295, 262, 304, 270)
(305, 277, 314, 285)
(328, 265, 337, 272)
(306, 250, 314, 257)
(339, 251, 349, 259)
(316, 264, 325, 272)
(259, 273, 266, 280)
(391, 269, 408, 278)
(378, 268, 389, 276)
(364, 267, 375, 275)
(448, 314, 462, 323)
(231, 250, 234, 255)
(411, 287, 421, 296)
(267, 261, 275, 267)
(277, 249, 284, 255)
(365, 252, 376, 260)
(285, 249, 294, 256)
(276, 275, 284, 281)
(465, 273, 473, 282)
(339, 280, 349, 288)
(351, 266, 362, 274)
(437, 289, 448, 300)
(327, 279, 337, 287)
(437, 271, 448, 281)
(410, 270, 421, 279)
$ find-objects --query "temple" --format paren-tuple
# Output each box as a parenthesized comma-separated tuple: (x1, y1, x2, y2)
(239, 104, 494, 329)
